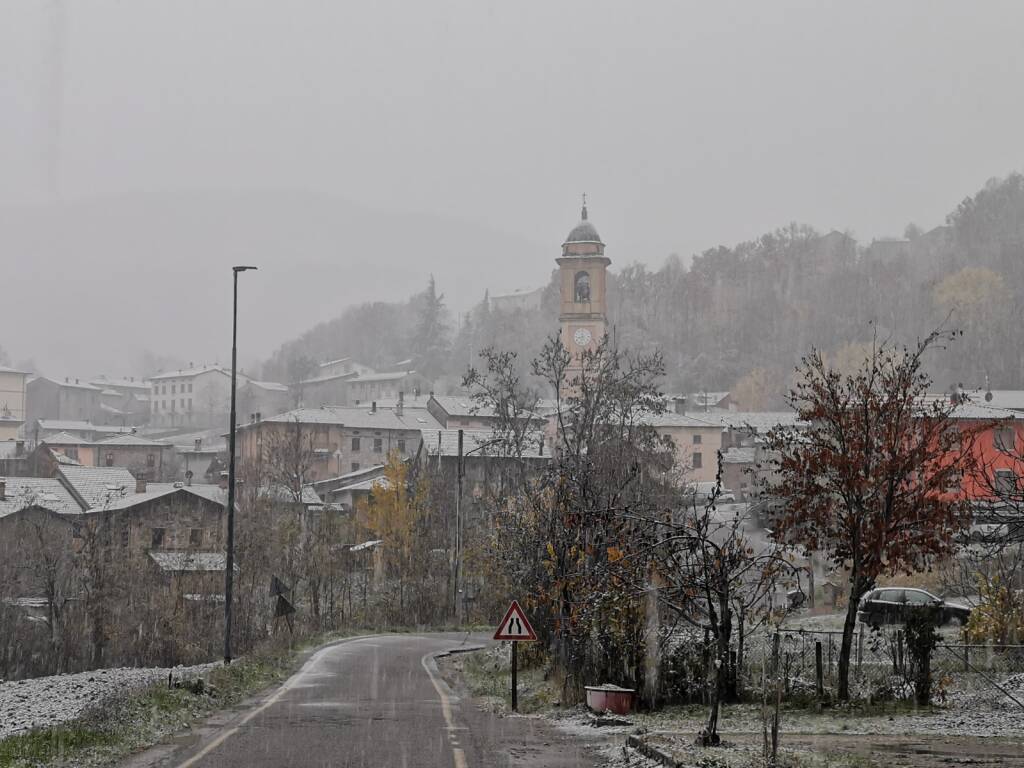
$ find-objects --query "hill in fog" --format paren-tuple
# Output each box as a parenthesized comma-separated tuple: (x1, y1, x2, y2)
(0, 189, 545, 378)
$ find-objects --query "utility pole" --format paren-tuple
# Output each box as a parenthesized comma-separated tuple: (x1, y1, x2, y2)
(224, 265, 257, 664)
(453, 429, 464, 622)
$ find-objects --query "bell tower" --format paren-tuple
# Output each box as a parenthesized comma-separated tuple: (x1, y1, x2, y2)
(558, 196, 610, 384)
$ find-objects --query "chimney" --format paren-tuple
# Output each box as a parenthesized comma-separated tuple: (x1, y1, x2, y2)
(219, 471, 229, 490)
(75, 378, 79, 384)
(194, 438, 202, 451)
(673, 396, 687, 415)
(371, 401, 377, 414)
(0, 478, 6, 500)
(255, 412, 261, 422)
(135, 475, 147, 494)
(396, 391, 404, 417)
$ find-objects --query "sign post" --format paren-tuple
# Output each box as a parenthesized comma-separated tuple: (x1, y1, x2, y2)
(493, 600, 537, 712)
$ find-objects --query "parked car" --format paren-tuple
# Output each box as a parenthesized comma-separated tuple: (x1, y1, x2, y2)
(857, 587, 971, 627)
(685, 482, 737, 504)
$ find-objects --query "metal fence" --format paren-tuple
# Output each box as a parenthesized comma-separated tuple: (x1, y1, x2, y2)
(665, 625, 1024, 707)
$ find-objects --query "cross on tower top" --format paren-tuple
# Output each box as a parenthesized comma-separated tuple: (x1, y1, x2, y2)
(581, 192, 588, 220)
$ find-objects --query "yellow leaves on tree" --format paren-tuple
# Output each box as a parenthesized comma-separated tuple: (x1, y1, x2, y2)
(730, 367, 784, 411)
(966, 576, 1024, 645)
(933, 266, 1009, 313)
(358, 451, 427, 574)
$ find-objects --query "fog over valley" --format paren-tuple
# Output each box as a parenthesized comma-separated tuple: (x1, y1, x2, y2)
(3, 0, 1024, 377)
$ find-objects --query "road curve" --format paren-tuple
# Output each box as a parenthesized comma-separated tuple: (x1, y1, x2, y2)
(135, 633, 598, 768)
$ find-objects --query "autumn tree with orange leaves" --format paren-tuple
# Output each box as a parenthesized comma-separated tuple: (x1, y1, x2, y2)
(761, 328, 981, 701)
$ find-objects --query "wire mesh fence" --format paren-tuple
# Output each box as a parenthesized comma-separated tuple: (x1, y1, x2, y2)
(664, 624, 1024, 708)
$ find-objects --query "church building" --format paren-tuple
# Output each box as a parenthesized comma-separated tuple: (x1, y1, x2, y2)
(557, 198, 611, 386)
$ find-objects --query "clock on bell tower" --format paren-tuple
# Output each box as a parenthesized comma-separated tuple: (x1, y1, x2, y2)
(558, 196, 610, 386)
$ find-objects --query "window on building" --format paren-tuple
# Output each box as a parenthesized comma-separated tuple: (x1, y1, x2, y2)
(171, 384, 176, 394)
(66, 447, 78, 460)
(189, 528, 203, 547)
(351, 437, 361, 451)
(151, 527, 165, 548)
(397, 439, 406, 453)
(72, 522, 82, 539)
(120, 525, 129, 548)
(188, 383, 193, 393)
(373, 438, 383, 453)
(188, 398, 192, 410)
(146, 453, 155, 468)
(105, 452, 114, 467)
(995, 469, 1017, 497)
(995, 427, 1016, 452)
(692, 452, 703, 469)
(351, 462, 360, 472)
(181, 398, 185, 408)
(693, 434, 702, 445)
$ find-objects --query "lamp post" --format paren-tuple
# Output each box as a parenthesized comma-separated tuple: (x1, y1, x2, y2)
(224, 265, 257, 664)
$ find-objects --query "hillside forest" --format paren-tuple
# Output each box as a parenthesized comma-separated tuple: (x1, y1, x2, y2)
(262, 173, 1024, 407)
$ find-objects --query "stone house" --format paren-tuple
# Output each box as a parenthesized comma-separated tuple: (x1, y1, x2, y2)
(91, 434, 176, 480)
(235, 403, 441, 483)
(0, 366, 29, 441)
(148, 365, 241, 430)
(26, 377, 103, 429)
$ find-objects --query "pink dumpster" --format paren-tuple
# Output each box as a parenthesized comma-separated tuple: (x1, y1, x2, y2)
(585, 684, 636, 715)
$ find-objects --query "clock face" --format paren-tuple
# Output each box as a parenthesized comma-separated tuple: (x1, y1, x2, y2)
(573, 328, 593, 347)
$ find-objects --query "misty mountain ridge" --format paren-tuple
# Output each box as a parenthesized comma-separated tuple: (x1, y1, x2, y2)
(0, 188, 546, 378)
(265, 172, 1024, 405)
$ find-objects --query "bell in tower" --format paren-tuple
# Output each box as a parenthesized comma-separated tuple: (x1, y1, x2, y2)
(557, 196, 611, 382)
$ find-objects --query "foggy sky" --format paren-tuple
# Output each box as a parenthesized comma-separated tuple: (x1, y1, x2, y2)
(3, 0, 1023, 378)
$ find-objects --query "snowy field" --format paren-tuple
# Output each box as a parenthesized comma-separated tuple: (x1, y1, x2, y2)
(0, 663, 218, 739)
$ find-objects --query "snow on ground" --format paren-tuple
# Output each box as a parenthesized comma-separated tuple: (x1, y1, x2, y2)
(0, 663, 219, 739)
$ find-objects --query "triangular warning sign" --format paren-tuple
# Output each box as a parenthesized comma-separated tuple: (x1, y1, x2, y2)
(493, 600, 537, 641)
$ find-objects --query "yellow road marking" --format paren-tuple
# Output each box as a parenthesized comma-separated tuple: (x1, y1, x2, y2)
(173, 635, 388, 768)
(420, 650, 468, 768)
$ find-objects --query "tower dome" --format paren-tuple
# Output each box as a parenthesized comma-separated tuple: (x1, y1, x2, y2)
(562, 197, 606, 257)
(563, 202, 603, 245)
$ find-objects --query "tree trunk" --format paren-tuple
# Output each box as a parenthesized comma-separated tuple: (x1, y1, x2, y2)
(838, 576, 869, 700)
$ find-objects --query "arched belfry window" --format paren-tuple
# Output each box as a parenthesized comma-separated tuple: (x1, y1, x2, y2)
(574, 271, 591, 303)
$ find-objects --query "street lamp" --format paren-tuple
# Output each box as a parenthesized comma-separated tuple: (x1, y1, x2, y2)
(225, 265, 257, 664)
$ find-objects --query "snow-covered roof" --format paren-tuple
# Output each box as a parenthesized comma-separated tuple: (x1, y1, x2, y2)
(699, 411, 803, 433)
(35, 377, 102, 392)
(37, 420, 132, 436)
(58, 466, 136, 509)
(148, 365, 231, 381)
(148, 483, 225, 505)
(249, 405, 440, 431)
(89, 376, 149, 391)
(257, 484, 322, 505)
(249, 380, 289, 392)
(40, 431, 90, 446)
(0, 478, 84, 519)
(420, 428, 548, 459)
(149, 551, 229, 572)
(93, 434, 172, 448)
(721, 447, 757, 465)
(640, 412, 722, 429)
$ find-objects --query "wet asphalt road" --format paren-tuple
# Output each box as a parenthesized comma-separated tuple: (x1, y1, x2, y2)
(147, 633, 598, 768)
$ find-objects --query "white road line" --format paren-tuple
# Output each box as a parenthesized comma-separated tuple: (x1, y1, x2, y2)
(420, 650, 469, 768)
(173, 634, 389, 768)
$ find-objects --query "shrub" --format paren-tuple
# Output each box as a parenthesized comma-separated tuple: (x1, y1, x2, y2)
(966, 577, 1024, 645)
